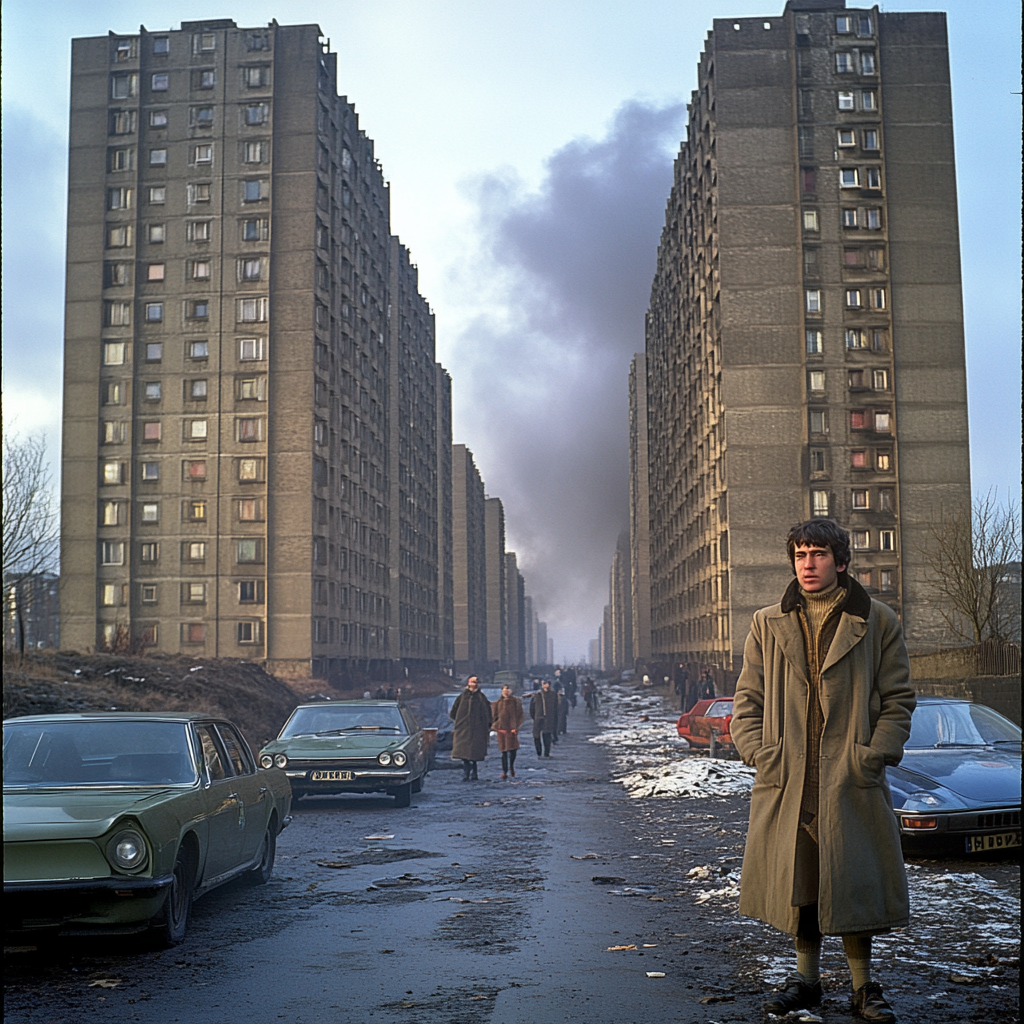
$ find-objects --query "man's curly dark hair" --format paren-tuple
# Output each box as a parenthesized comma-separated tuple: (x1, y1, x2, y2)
(786, 518, 851, 572)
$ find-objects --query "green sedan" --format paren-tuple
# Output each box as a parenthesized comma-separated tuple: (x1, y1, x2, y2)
(261, 700, 429, 807)
(3, 713, 291, 945)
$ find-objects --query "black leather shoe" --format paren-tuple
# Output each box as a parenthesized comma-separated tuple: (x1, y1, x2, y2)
(764, 975, 822, 1016)
(852, 981, 896, 1023)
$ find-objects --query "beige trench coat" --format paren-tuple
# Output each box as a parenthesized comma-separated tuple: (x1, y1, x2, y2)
(731, 576, 915, 936)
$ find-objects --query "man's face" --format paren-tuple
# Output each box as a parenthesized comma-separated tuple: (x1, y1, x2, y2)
(467, 677, 479, 691)
(793, 544, 845, 592)
(541, 681, 551, 691)
(501, 685, 512, 697)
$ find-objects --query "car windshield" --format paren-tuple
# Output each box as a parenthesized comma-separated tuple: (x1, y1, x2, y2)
(3, 720, 197, 787)
(906, 702, 1022, 749)
(280, 705, 408, 738)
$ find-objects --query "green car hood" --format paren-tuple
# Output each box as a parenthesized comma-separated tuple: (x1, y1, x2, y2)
(263, 734, 410, 757)
(3, 787, 192, 842)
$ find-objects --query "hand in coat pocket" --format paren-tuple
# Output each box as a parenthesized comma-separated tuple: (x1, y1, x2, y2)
(753, 741, 784, 787)
(850, 742, 885, 787)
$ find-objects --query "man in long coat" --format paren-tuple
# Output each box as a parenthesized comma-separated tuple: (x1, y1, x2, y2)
(731, 518, 914, 1024)
(529, 680, 558, 757)
(449, 676, 491, 781)
(491, 684, 524, 779)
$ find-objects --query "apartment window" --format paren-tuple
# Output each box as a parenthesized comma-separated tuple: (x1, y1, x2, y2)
(802, 209, 819, 232)
(190, 300, 210, 320)
(836, 15, 853, 33)
(107, 225, 132, 248)
(242, 179, 268, 203)
(243, 66, 269, 88)
(861, 52, 876, 75)
(148, 224, 166, 243)
(188, 340, 209, 359)
(149, 149, 168, 167)
(876, 451, 892, 471)
(239, 458, 265, 482)
(242, 218, 269, 241)
(108, 187, 133, 210)
(102, 461, 124, 485)
(187, 183, 211, 205)
(104, 382, 124, 405)
(111, 73, 138, 100)
(863, 130, 880, 152)
(141, 461, 160, 481)
(846, 328, 866, 349)
(153, 36, 169, 54)
(842, 208, 858, 229)
(194, 32, 217, 52)
(191, 106, 214, 128)
(809, 409, 828, 434)
(879, 570, 895, 591)
(100, 583, 118, 607)
(858, 15, 873, 36)
(865, 167, 881, 190)
(840, 168, 859, 188)
(851, 450, 867, 468)
(238, 581, 265, 604)
(103, 342, 126, 365)
(142, 421, 161, 442)
(879, 530, 896, 552)
(101, 501, 122, 526)
(313, 419, 327, 445)
(238, 297, 269, 322)
(141, 542, 159, 562)
(102, 421, 126, 445)
(101, 541, 125, 565)
(182, 623, 207, 644)
(183, 582, 207, 605)
(140, 502, 159, 523)
(849, 369, 865, 388)
(852, 489, 870, 510)
(136, 625, 159, 647)
(244, 103, 269, 125)
(237, 258, 262, 283)
(801, 168, 817, 195)
(149, 112, 168, 129)
(187, 220, 212, 241)
(835, 53, 853, 73)
(837, 128, 856, 148)
(808, 371, 825, 392)
(237, 417, 264, 442)
(239, 337, 265, 361)
(852, 530, 870, 550)
(837, 91, 855, 111)
(846, 289, 862, 309)
(184, 542, 206, 561)
(870, 288, 886, 309)
(186, 379, 207, 401)
(141, 585, 158, 604)
(147, 263, 165, 282)
(236, 539, 263, 564)
(187, 259, 210, 282)
(871, 329, 888, 351)
(865, 208, 882, 229)
(805, 289, 821, 313)
(861, 90, 877, 111)
(843, 248, 863, 267)
(243, 141, 267, 164)
(187, 419, 208, 440)
(865, 247, 884, 270)
(151, 73, 169, 92)
(185, 459, 207, 481)
(874, 410, 891, 433)
(812, 490, 829, 516)
(797, 126, 814, 159)
(146, 342, 163, 362)
(105, 301, 131, 327)
(810, 449, 826, 474)
(186, 500, 207, 522)
(145, 302, 163, 322)
(114, 37, 136, 61)
(316, 222, 330, 249)
(879, 489, 895, 512)
(851, 410, 868, 430)
(192, 144, 213, 165)
(237, 621, 261, 644)
(105, 262, 130, 287)
(247, 32, 270, 51)
(238, 498, 263, 521)
(238, 377, 266, 401)
(196, 70, 216, 90)
(872, 369, 889, 391)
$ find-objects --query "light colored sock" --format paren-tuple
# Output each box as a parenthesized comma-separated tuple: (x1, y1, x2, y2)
(843, 935, 872, 990)
(795, 937, 821, 985)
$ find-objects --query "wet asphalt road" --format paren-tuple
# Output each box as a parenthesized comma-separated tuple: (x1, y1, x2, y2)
(4, 688, 1019, 1024)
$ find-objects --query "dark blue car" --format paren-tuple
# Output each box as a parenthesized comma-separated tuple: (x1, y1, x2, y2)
(887, 697, 1021, 855)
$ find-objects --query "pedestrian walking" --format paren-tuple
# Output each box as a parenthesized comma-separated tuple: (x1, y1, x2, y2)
(449, 676, 491, 781)
(698, 668, 716, 700)
(731, 518, 914, 1023)
(555, 682, 569, 736)
(674, 666, 689, 711)
(492, 684, 524, 779)
(530, 680, 559, 757)
(581, 677, 595, 712)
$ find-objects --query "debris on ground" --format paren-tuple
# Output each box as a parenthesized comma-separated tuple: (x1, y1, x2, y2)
(617, 758, 756, 800)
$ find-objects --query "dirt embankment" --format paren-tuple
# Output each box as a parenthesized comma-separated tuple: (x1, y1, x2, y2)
(3, 651, 304, 752)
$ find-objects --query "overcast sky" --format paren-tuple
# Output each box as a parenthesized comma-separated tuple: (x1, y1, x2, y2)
(2, 1, 1020, 662)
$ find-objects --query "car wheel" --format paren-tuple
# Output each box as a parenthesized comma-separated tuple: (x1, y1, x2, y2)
(154, 846, 195, 947)
(392, 782, 412, 808)
(244, 824, 276, 886)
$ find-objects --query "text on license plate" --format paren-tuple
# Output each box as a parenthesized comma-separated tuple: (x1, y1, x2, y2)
(311, 770, 352, 781)
(966, 831, 1021, 853)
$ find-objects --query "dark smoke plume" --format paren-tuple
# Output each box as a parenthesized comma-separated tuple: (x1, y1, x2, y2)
(449, 99, 685, 658)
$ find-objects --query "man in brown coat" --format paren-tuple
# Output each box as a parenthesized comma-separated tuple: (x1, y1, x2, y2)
(492, 684, 524, 779)
(449, 677, 491, 781)
(731, 519, 914, 1023)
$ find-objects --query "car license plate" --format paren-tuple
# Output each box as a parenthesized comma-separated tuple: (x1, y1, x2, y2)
(311, 770, 352, 781)
(966, 832, 1021, 853)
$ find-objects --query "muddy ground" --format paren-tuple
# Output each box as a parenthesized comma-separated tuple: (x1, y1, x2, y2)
(3, 685, 1019, 1023)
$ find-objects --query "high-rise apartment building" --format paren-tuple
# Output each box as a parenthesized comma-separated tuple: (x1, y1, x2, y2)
(628, 353, 652, 664)
(524, 595, 535, 667)
(60, 21, 452, 681)
(609, 531, 633, 670)
(435, 367, 455, 667)
(504, 551, 525, 670)
(451, 444, 487, 673)
(484, 497, 507, 668)
(643, 1, 970, 673)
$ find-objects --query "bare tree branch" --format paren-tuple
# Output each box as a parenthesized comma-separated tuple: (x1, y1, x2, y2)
(3, 433, 60, 586)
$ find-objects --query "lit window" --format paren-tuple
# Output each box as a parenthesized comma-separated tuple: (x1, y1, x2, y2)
(185, 459, 207, 481)
(185, 542, 206, 561)
(104, 382, 124, 405)
(809, 410, 828, 434)
(102, 501, 121, 526)
(805, 290, 821, 313)
(837, 91, 854, 110)
(146, 343, 163, 362)
(142, 421, 161, 442)
(101, 541, 125, 565)
(107, 224, 132, 247)
(187, 500, 207, 521)
(805, 330, 823, 354)
(101, 583, 118, 606)
(189, 340, 209, 359)
(852, 490, 870, 510)
(142, 461, 160, 481)
(149, 149, 167, 167)
(874, 410, 891, 433)
(186, 582, 207, 603)
(812, 490, 829, 516)
(837, 128, 856, 147)
(103, 342, 126, 365)
(840, 168, 859, 188)
(852, 530, 870, 550)
(851, 450, 867, 468)
(876, 451, 892, 472)
(147, 263, 165, 282)
(879, 530, 896, 552)
(148, 224, 165, 243)
(145, 302, 163, 322)
(141, 502, 159, 523)
(151, 73, 169, 92)
(141, 542, 159, 562)
(802, 209, 819, 231)
(102, 421, 125, 444)
(102, 462, 124, 484)
(239, 458, 264, 481)
(188, 419, 208, 440)
(808, 371, 825, 392)
(872, 369, 889, 390)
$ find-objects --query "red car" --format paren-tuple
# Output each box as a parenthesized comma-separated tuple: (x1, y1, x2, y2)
(677, 698, 735, 751)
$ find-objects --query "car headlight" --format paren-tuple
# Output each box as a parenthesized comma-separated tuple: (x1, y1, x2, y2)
(378, 752, 392, 766)
(901, 789, 963, 811)
(108, 828, 147, 871)
(274, 753, 288, 769)
(260, 754, 274, 769)
(392, 751, 407, 767)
